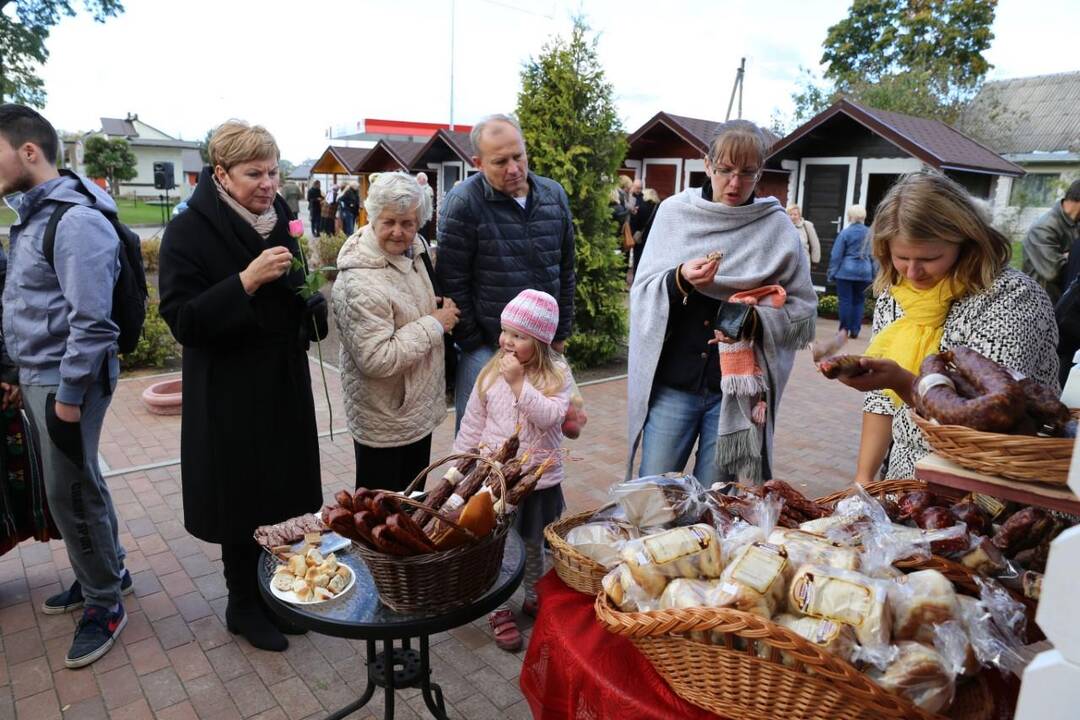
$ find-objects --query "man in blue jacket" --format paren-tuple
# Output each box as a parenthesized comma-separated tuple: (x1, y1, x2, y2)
(436, 114, 576, 431)
(0, 105, 130, 668)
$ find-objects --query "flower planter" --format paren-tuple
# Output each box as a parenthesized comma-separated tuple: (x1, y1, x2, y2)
(141, 379, 182, 415)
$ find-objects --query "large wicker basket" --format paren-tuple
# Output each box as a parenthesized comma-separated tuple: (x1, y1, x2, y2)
(352, 454, 511, 613)
(595, 594, 995, 720)
(910, 410, 1072, 485)
(544, 504, 616, 595)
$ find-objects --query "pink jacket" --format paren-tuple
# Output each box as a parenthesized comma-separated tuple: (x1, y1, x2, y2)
(452, 364, 572, 490)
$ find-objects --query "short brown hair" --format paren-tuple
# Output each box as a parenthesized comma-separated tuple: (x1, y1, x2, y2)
(707, 119, 768, 169)
(208, 120, 279, 170)
(870, 172, 1011, 296)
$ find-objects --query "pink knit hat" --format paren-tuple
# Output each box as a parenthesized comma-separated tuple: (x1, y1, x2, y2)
(501, 289, 559, 345)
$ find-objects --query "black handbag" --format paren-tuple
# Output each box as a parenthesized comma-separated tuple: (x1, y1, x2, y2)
(714, 301, 755, 340)
(418, 247, 458, 386)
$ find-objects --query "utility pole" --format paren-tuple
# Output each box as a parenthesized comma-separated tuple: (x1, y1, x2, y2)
(725, 57, 746, 121)
(449, 0, 456, 130)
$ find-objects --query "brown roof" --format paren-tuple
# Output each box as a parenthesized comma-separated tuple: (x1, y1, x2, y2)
(767, 98, 1023, 176)
(412, 129, 477, 167)
(959, 71, 1080, 154)
(311, 145, 369, 174)
(384, 140, 428, 168)
(100, 117, 137, 137)
(628, 111, 781, 154)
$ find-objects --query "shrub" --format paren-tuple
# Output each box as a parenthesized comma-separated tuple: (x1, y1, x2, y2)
(120, 290, 180, 370)
(315, 232, 347, 281)
(141, 237, 161, 273)
(817, 292, 876, 319)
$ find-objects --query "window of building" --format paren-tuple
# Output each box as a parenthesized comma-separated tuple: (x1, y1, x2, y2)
(1009, 173, 1061, 207)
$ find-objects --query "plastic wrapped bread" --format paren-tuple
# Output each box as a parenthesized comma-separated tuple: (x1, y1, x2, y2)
(602, 563, 655, 612)
(788, 565, 892, 650)
(565, 522, 637, 569)
(658, 578, 725, 644)
(887, 569, 959, 642)
(619, 524, 724, 597)
(714, 542, 789, 618)
(609, 474, 707, 528)
(774, 613, 857, 663)
(868, 641, 956, 714)
(768, 528, 860, 574)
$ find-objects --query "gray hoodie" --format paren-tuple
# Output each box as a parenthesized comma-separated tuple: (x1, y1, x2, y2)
(2, 172, 121, 404)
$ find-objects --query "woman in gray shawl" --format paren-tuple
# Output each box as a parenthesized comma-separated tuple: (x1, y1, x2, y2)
(628, 120, 817, 486)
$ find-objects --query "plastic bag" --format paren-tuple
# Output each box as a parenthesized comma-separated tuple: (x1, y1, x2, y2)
(715, 542, 789, 618)
(955, 579, 1033, 677)
(767, 528, 861, 574)
(867, 641, 956, 714)
(610, 473, 709, 529)
(617, 523, 725, 597)
(602, 563, 657, 612)
(565, 521, 638, 570)
(932, 619, 979, 677)
(886, 569, 960, 642)
(560, 357, 587, 439)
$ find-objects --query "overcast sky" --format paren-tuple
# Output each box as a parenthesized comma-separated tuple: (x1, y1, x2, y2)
(31, 0, 1079, 163)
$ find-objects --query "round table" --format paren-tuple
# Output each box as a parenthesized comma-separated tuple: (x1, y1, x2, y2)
(258, 531, 524, 720)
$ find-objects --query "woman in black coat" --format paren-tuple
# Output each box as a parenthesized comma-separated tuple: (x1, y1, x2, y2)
(159, 121, 327, 652)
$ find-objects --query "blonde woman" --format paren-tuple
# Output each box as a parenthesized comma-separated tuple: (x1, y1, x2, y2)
(160, 120, 328, 652)
(786, 203, 820, 264)
(826, 204, 873, 338)
(825, 172, 1058, 482)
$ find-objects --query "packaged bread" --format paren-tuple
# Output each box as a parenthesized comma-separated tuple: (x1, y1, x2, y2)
(888, 569, 959, 642)
(659, 578, 725, 644)
(868, 641, 955, 714)
(565, 522, 637, 569)
(768, 528, 860, 573)
(774, 613, 857, 663)
(603, 563, 656, 612)
(788, 565, 892, 650)
(619, 524, 724, 597)
(715, 542, 789, 618)
(610, 474, 707, 528)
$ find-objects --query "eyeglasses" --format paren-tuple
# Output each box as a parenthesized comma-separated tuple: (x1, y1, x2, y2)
(708, 163, 762, 182)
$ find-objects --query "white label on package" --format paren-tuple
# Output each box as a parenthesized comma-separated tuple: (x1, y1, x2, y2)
(731, 543, 788, 594)
(793, 573, 873, 627)
(641, 526, 710, 566)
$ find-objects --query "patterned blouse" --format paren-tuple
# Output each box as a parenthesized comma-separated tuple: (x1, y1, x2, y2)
(863, 268, 1060, 479)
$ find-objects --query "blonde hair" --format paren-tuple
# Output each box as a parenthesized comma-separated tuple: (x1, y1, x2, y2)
(643, 188, 660, 203)
(848, 204, 866, 222)
(208, 120, 279, 171)
(870, 172, 1011, 296)
(618, 175, 633, 191)
(476, 338, 565, 402)
(707, 119, 768, 169)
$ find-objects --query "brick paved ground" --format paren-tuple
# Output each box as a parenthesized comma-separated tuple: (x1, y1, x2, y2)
(0, 319, 868, 719)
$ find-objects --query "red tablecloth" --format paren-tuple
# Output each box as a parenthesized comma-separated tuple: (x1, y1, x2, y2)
(520, 572, 725, 720)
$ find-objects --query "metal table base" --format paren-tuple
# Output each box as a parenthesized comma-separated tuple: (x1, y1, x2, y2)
(325, 635, 447, 720)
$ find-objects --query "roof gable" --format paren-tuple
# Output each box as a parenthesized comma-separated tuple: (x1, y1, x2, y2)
(767, 99, 1023, 176)
(412, 129, 476, 166)
(628, 111, 781, 155)
(100, 117, 136, 137)
(312, 145, 368, 174)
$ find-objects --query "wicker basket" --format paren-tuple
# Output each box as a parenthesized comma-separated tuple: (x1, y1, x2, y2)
(910, 410, 1072, 485)
(594, 594, 994, 720)
(545, 504, 630, 595)
(352, 454, 511, 614)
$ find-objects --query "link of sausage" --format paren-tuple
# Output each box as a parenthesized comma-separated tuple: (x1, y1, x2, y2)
(913, 348, 1024, 432)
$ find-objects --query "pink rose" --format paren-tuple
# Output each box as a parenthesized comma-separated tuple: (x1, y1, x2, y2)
(288, 219, 304, 238)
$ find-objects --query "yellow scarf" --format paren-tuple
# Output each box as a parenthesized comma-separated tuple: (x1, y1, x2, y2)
(865, 278, 959, 405)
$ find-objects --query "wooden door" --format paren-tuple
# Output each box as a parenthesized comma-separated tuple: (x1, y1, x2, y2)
(645, 164, 677, 199)
(803, 164, 849, 287)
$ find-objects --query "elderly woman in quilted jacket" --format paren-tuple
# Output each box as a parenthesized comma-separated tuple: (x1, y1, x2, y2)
(332, 173, 460, 491)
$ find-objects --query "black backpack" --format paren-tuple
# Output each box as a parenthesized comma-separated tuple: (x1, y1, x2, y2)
(42, 178, 148, 355)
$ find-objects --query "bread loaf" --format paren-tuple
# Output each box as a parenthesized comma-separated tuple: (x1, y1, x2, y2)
(868, 641, 955, 714)
(715, 542, 789, 618)
(619, 524, 724, 597)
(788, 565, 892, 649)
(565, 522, 636, 569)
(888, 569, 959, 642)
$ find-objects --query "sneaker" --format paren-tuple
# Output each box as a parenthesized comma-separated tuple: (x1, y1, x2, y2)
(65, 604, 127, 668)
(42, 570, 134, 615)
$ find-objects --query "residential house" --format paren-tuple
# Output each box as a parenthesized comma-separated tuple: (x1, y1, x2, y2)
(98, 114, 202, 199)
(959, 71, 1080, 235)
(765, 98, 1023, 286)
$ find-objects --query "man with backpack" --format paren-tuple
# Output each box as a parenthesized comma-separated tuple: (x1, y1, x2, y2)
(0, 104, 138, 668)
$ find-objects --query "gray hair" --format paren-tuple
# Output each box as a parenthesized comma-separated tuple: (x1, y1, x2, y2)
(848, 204, 867, 222)
(364, 172, 425, 225)
(470, 113, 523, 156)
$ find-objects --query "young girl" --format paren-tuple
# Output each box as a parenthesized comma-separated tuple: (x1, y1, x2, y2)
(453, 289, 571, 652)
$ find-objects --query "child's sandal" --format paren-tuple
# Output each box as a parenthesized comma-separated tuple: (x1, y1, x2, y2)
(489, 609, 522, 652)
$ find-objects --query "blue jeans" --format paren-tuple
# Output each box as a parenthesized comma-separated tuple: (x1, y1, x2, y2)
(341, 212, 356, 236)
(454, 344, 497, 435)
(835, 279, 870, 338)
(639, 384, 729, 488)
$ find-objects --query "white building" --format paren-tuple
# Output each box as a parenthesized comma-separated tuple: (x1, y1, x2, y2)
(97, 114, 203, 200)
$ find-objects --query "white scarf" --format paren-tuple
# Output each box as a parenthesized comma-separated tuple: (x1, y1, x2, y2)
(215, 178, 278, 239)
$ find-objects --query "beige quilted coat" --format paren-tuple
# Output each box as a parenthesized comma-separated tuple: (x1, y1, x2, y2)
(332, 227, 446, 447)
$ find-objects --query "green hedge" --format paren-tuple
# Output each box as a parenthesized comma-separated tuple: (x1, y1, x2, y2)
(121, 290, 180, 370)
(817, 293, 875, 320)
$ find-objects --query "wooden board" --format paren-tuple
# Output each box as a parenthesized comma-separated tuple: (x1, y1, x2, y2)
(915, 453, 1080, 516)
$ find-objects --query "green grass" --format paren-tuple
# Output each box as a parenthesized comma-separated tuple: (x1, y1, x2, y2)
(1010, 240, 1023, 269)
(0, 197, 177, 227)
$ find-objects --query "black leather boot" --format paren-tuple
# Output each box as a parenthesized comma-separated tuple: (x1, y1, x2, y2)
(222, 541, 287, 652)
(259, 592, 308, 635)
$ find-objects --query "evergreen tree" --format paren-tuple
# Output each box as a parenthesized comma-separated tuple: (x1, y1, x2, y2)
(515, 18, 628, 367)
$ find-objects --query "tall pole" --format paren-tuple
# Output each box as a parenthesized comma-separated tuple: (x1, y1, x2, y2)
(737, 57, 744, 119)
(725, 57, 746, 121)
(449, 0, 456, 130)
